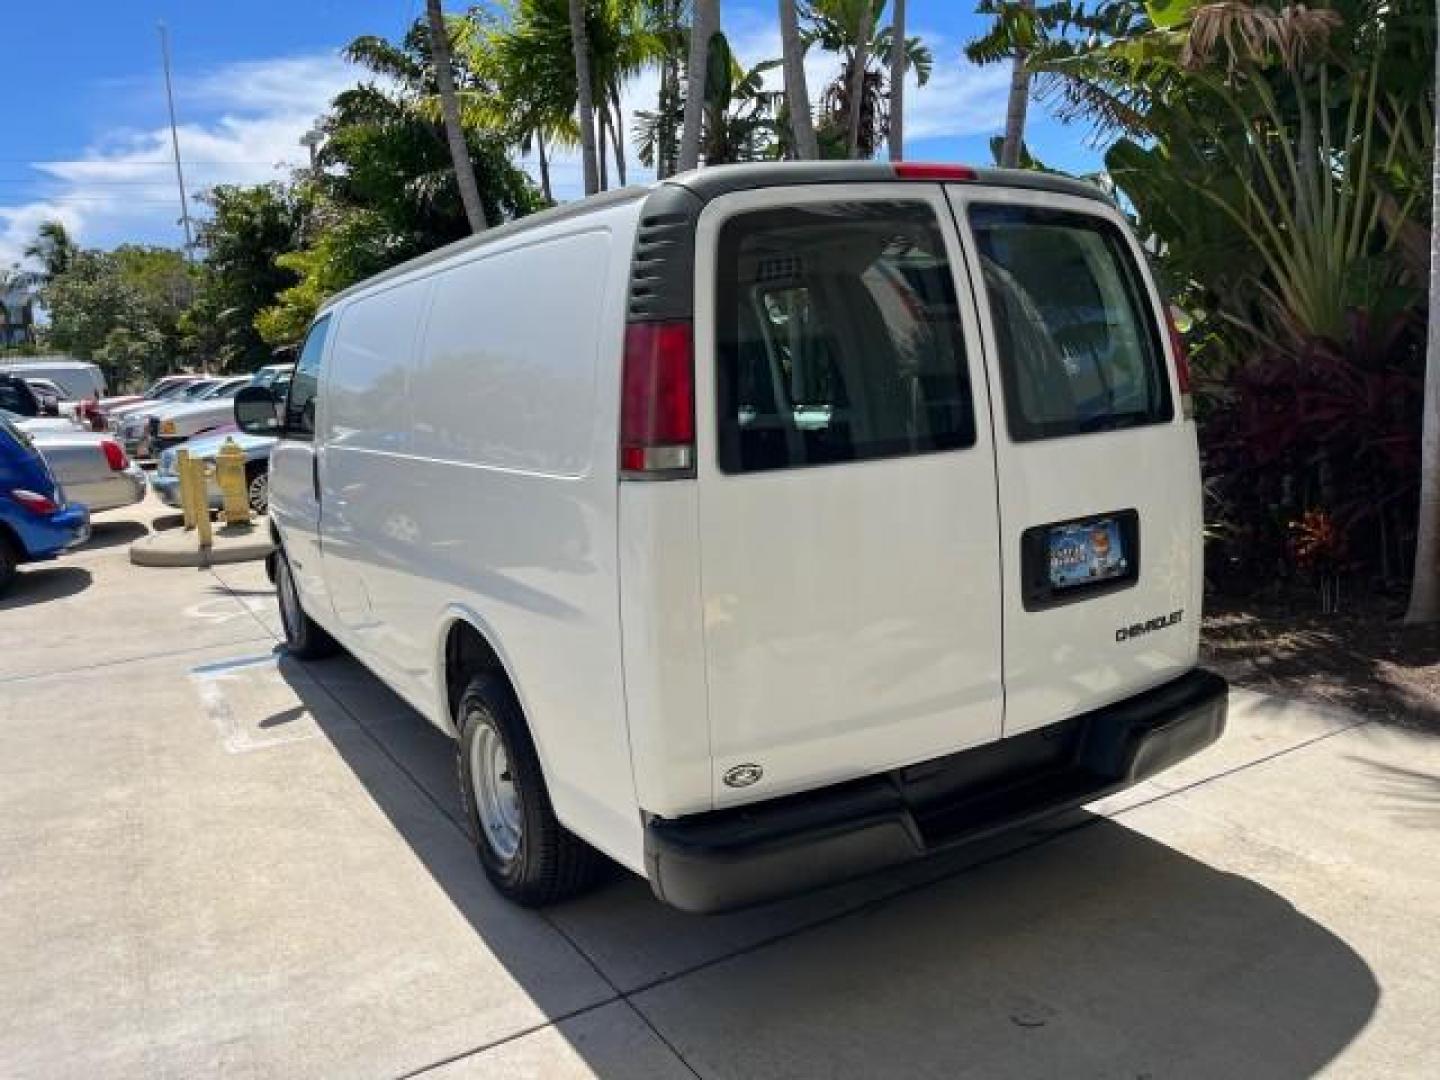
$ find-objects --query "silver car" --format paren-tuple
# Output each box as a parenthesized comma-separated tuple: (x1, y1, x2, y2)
(26, 426, 147, 513)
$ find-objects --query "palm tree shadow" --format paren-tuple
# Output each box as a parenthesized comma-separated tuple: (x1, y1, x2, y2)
(276, 653, 1381, 1078)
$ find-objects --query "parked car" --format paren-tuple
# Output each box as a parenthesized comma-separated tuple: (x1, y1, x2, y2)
(149, 376, 253, 453)
(235, 162, 1227, 913)
(2, 408, 86, 436)
(26, 430, 146, 513)
(24, 378, 66, 416)
(152, 430, 276, 514)
(115, 379, 220, 457)
(0, 375, 42, 418)
(95, 374, 204, 419)
(0, 413, 89, 594)
(0, 359, 105, 401)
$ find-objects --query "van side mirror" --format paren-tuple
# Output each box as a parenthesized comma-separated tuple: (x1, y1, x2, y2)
(234, 385, 282, 436)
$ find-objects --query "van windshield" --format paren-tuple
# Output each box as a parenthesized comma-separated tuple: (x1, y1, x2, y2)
(715, 200, 976, 473)
(969, 204, 1172, 442)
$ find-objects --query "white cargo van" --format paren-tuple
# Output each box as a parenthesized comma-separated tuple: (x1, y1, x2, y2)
(0, 359, 105, 401)
(236, 163, 1226, 913)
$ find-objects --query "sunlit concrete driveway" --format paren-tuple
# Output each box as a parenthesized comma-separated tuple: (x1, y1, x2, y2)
(2, 496, 1437, 1078)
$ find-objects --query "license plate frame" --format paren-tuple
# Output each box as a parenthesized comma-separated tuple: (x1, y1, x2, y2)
(1021, 509, 1140, 611)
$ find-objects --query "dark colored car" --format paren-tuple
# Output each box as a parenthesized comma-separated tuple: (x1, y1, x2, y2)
(0, 413, 90, 593)
(0, 375, 42, 419)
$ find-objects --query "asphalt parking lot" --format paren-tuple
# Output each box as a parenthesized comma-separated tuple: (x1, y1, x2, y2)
(2, 495, 1438, 1079)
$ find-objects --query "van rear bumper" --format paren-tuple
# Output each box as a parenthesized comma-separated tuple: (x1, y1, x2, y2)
(643, 668, 1227, 914)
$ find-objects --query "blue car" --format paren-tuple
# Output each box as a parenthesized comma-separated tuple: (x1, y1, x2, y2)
(0, 413, 90, 594)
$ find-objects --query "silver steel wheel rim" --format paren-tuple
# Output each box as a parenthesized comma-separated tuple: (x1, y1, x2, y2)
(470, 719, 522, 861)
(248, 472, 268, 513)
(277, 557, 301, 641)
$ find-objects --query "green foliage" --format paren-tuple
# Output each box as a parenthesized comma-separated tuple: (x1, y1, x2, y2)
(42, 246, 194, 384)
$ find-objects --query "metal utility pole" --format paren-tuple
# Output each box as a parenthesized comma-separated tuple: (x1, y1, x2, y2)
(158, 22, 194, 257)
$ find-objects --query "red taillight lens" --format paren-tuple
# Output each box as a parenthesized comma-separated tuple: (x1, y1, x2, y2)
(101, 438, 128, 471)
(620, 321, 695, 476)
(894, 162, 977, 182)
(11, 489, 59, 515)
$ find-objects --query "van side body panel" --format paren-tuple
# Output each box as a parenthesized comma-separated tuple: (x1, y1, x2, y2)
(309, 201, 647, 872)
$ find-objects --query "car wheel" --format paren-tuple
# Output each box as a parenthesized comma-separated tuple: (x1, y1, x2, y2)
(245, 462, 269, 515)
(0, 534, 16, 596)
(274, 546, 337, 659)
(456, 673, 602, 906)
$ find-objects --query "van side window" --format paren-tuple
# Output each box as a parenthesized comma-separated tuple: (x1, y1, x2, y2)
(968, 204, 1172, 441)
(283, 315, 332, 441)
(716, 201, 976, 474)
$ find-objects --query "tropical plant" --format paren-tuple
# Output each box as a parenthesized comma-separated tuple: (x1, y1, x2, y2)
(679, 0, 721, 170)
(804, 0, 932, 159)
(569, 0, 602, 193)
(780, 0, 820, 159)
(426, 0, 487, 230)
(23, 219, 76, 282)
(637, 34, 784, 165)
(887, 0, 906, 160)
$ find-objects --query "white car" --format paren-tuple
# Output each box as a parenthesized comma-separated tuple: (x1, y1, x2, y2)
(1, 411, 146, 513)
(114, 379, 224, 457)
(149, 376, 252, 452)
(0, 358, 105, 400)
(237, 162, 1226, 913)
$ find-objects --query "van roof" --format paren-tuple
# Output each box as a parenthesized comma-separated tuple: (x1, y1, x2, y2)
(322, 163, 1111, 313)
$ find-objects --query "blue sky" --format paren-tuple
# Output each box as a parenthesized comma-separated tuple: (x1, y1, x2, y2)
(1, 0, 1106, 267)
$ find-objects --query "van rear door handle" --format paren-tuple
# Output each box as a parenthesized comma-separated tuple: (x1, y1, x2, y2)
(311, 455, 321, 502)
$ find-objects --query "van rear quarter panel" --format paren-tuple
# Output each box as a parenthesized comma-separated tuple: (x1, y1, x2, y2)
(318, 201, 646, 872)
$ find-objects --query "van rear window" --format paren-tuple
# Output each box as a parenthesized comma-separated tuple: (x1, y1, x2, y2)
(968, 205, 1172, 442)
(715, 201, 976, 474)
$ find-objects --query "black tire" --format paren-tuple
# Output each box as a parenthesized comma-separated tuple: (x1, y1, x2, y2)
(0, 534, 17, 596)
(456, 673, 602, 906)
(244, 461, 269, 515)
(274, 545, 338, 659)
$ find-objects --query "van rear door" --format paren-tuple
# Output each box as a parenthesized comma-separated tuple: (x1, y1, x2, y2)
(947, 187, 1202, 736)
(694, 186, 1004, 807)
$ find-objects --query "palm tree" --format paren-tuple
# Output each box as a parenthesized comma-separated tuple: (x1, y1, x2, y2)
(569, 0, 602, 194)
(887, 0, 906, 161)
(24, 219, 76, 281)
(425, 0, 487, 231)
(779, 0, 819, 159)
(845, 1, 872, 158)
(678, 0, 720, 171)
(807, 0, 931, 159)
(999, 0, 1034, 168)
(1406, 29, 1440, 623)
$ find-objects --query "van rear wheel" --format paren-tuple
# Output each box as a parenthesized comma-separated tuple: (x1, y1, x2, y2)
(457, 673, 602, 906)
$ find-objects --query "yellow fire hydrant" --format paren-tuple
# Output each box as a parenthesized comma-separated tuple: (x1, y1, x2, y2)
(214, 438, 252, 527)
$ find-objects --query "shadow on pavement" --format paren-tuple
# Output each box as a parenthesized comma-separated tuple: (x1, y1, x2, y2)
(76, 518, 148, 553)
(0, 565, 92, 608)
(277, 652, 1380, 1079)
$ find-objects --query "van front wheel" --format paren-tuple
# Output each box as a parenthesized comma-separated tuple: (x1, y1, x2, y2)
(275, 546, 337, 659)
(457, 674, 601, 906)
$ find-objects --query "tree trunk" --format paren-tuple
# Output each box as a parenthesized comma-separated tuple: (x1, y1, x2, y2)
(779, 0, 819, 160)
(610, 85, 628, 185)
(1404, 33, 1440, 624)
(999, 0, 1034, 169)
(846, 1, 872, 159)
(598, 104, 610, 190)
(679, 0, 720, 172)
(887, 0, 906, 161)
(537, 130, 552, 203)
(426, 0, 486, 232)
(657, 0, 682, 177)
(569, 0, 601, 195)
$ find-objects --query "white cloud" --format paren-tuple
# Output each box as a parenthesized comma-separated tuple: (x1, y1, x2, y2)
(0, 51, 356, 268)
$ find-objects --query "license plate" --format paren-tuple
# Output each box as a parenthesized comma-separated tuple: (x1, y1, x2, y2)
(1047, 518, 1128, 590)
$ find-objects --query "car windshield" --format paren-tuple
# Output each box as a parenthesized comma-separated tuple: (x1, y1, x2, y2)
(181, 382, 218, 400)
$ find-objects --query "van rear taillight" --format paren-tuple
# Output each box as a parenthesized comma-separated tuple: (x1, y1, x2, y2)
(1164, 305, 1193, 418)
(894, 163, 977, 182)
(620, 321, 695, 478)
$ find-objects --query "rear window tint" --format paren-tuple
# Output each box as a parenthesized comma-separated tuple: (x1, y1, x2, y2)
(715, 201, 976, 474)
(969, 205, 1172, 441)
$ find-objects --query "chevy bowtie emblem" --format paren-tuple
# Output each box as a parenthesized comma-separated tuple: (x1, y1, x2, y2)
(723, 764, 763, 788)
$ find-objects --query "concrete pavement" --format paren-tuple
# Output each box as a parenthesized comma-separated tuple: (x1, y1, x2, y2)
(1, 494, 1436, 1078)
